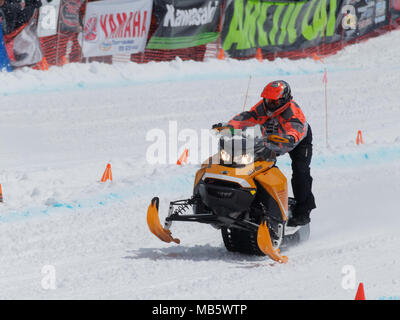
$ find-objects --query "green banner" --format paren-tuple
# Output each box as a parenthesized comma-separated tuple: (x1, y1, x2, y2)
(221, 0, 341, 57)
(147, 32, 219, 49)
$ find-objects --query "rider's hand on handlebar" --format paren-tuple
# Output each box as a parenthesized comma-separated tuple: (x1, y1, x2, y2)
(267, 134, 295, 146)
(212, 122, 234, 132)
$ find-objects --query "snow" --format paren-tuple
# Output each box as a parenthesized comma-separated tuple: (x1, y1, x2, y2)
(1, 29, 400, 299)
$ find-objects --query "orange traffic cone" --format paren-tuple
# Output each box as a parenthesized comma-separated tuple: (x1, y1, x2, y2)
(33, 57, 48, 71)
(101, 164, 113, 182)
(355, 282, 366, 300)
(40, 57, 49, 71)
(62, 55, 67, 66)
(356, 130, 364, 145)
(177, 149, 189, 166)
(0, 184, 3, 203)
(217, 48, 225, 60)
(256, 48, 263, 62)
(312, 52, 324, 63)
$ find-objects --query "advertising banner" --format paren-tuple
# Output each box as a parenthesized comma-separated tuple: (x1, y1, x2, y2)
(391, 0, 400, 21)
(82, 0, 153, 58)
(59, 0, 85, 33)
(7, 18, 43, 68)
(37, 0, 61, 37)
(339, 0, 390, 42)
(221, 0, 343, 57)
(147, 0, 222, 49)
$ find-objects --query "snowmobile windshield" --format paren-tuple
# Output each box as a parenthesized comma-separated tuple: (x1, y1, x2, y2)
(216, 125, 276, 167)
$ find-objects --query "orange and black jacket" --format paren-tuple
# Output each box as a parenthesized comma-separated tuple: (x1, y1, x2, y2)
(228, 99, 308, 154)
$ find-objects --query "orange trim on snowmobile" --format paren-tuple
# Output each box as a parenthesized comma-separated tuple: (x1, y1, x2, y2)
(255, 167, 288, 221)
(257, 221, 288, 263)
(147, 197, 180, 244)
(193, 167, 207, 191)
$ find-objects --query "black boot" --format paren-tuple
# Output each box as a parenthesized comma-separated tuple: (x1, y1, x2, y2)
(287, 204, 311, 227)
(287, 211, 311, 227)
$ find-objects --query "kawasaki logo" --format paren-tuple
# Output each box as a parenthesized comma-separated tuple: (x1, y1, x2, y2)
(163, 1, 219, 27)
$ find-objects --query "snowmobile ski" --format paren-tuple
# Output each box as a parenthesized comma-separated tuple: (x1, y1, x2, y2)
(257, 221, 288, 263)
(147, 197, 180, 244)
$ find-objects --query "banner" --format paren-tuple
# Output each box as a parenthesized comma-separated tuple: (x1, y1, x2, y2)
(339, 0, 390, 42)
(82, 0, 153, 58)
(391, 0, 400, 21)
(6, 18, 43, 68)
(37, 0, 61, 37)
(59, 0, 85, 33)
(0, 21, 12, 72)
(221, 0, 343, 57)
(147, 0, 222, 49)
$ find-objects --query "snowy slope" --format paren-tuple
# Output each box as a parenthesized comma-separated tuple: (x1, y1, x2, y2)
(0, 29, 400, 299)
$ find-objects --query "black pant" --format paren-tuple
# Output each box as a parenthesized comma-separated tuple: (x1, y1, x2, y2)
(289, 125, 316, 215)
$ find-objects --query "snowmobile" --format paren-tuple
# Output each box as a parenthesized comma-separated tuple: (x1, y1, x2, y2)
(146, 125, 310, 263)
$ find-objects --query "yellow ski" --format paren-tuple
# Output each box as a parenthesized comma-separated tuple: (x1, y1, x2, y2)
(257, 221, 288, 263)
(147, 197, 180, 244)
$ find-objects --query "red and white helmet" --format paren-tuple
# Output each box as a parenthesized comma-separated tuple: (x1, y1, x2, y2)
(261, 80, 292, 112)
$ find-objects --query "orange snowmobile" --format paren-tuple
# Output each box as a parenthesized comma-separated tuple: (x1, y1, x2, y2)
(146, 126, 310, 263)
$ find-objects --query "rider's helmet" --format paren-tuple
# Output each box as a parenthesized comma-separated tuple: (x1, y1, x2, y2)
(261, 80, 293, 113)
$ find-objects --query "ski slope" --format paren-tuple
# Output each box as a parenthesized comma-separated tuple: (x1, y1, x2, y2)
(1, 30, 400, 300)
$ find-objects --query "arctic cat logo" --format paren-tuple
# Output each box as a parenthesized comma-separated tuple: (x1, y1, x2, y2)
(163, 1, 219, 27)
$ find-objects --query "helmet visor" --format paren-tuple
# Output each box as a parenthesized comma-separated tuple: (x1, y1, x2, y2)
(264, 98, 281, 111)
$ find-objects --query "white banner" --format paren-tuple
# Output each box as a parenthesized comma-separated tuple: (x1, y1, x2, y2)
(12, 18, 43, 67)
(37, 0, 61, 37)
(82, 0, 153, 58)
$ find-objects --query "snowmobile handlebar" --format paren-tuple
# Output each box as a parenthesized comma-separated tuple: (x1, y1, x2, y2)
(212, 124, 294, 157)
(267, 134, 292, 145)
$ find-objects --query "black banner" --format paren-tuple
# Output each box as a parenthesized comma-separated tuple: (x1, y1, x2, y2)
(221, 0, 394, 58)
(147, 0, 222, 49)
(221, 0, 343, 57)
(340, 0, 390, 42)
(59, 0, 85, 33)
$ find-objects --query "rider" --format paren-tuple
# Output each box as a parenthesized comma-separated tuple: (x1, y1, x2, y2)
(213, 80, 316, 226)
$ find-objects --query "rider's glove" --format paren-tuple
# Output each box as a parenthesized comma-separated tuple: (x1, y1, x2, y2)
(211, 122, 224, 130)
(283, 135, 295, 147)
(268, 134, 295, 146)
(266, 134, 296, 156)
(287, 135, 295, 145)
(212, 122, 236, 134)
